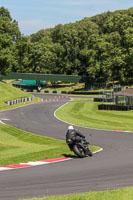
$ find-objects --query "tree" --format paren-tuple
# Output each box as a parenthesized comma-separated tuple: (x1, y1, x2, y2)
(3, 6, 132, 85)
(0, 6, 21, 76)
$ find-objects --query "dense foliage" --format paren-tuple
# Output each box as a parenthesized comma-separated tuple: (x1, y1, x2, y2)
(0, 7, 21, 75)
(1, 6, 133, 84)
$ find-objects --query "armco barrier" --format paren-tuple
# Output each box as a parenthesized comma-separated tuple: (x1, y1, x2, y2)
(68, 91, 104, 95)
(94, 97, 113, 102)
(43, 90, 68, 94)
(22, 89, 110, 95)
(21, 89, 112, 96)
(98, 104, 133, 111)
(42, 90, 106, 95)
(5, 96, 34, 106)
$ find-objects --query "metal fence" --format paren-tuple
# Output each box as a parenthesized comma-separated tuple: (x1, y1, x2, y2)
(1, 73, 82, 83)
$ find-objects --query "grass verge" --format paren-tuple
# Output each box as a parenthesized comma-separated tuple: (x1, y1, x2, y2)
(0, 124, 70, 165)
(71, 98, 94, 101)
(55, 100, 133, 131)
(0, 124, 99, 165)
(0, 81, 39, 111)
(0, 82, 100, 165)
(20, 187, 133, 200)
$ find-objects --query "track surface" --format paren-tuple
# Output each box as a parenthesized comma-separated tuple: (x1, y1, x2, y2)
(0, 94, 133, 200)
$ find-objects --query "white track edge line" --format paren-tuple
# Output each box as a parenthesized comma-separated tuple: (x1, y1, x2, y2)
(54, 102, 133, 133)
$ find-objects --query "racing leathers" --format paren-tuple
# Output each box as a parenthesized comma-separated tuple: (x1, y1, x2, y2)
(66, 129, 85, 150)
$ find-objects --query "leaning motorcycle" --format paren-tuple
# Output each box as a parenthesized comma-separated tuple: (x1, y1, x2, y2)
(67, 137, 93, 158)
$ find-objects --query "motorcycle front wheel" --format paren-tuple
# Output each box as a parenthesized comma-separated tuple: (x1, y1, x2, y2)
(86, 147, 93, 156)
(73, 144, 85, 158)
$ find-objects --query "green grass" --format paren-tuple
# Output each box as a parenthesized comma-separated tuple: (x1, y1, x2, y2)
(0, 81, 39, 111)
(2, 82, 131, 200)
(71, 98, 93, 101)
(0, 82, 99, 165)
(55, 101, 133, 131)
(0, 124, 99, 165)
(71, 95, 102, 98)
(43, 83, 85, 91)
(0, 124, 70, 165)
(20, 187, 133, 200)
(43, 82, 114, 92)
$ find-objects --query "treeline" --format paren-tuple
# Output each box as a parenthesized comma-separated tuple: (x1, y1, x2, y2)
(1, 6, 133, 84)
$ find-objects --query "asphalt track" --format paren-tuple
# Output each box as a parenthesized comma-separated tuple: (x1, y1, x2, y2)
(0, 94, 133, 200)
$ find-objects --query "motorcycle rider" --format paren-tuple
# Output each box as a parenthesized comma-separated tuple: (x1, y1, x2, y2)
(66, 125, 86, 151)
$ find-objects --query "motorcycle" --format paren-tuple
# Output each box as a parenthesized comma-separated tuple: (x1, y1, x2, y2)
(67, 136, 93, 158)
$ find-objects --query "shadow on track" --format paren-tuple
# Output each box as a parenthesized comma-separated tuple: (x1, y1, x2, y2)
(63, 154, 80, 159)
